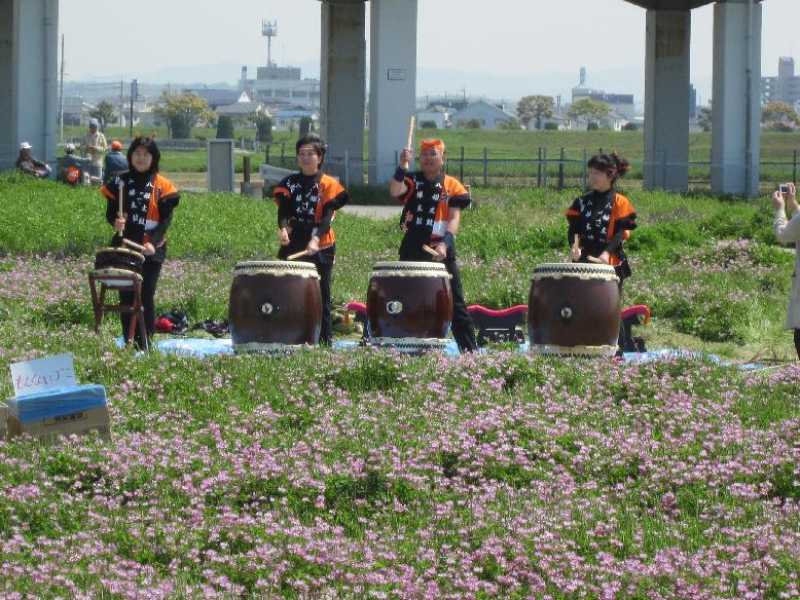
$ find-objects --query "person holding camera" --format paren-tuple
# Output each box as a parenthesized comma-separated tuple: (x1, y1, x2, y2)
(772, 182, 800, 359)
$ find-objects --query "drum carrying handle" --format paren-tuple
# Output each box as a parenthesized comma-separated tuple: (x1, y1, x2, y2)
(261, 302, 276, 317)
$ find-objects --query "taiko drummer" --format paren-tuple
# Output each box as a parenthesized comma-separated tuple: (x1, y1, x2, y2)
(272, 134, 349, 346)
(100, 137, 180, 350)
(389, 138, 478, 353)
(567, 152, 637, 286)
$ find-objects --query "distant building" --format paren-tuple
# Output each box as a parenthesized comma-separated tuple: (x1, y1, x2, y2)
(62, 96, 94, 126)
(450, 101, 517, 130)
(762, 57, 800, 106)
(571, 67, 636, 120)
(216, 100, 265, 120)
(416, 106, 449, 130)
(185, 88, 246, 111)
(240, 64, 320, 110)
(272, 107, 318, 131)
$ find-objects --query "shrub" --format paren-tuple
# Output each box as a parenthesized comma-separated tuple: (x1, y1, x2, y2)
(216, 116, 234, 140)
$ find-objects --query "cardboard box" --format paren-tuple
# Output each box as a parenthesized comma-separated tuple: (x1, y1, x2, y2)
(6, 384, 110, 442)
(6, 405, 110, 441)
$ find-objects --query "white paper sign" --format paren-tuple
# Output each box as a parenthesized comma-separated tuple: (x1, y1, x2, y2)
(10, 353, 77, 398)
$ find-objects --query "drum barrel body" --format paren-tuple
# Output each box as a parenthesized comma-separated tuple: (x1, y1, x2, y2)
(366, 262, 453, 343)
(528, 263, 620, 356)
(229, 261, 322, 350)
(93, 248, 144, 274)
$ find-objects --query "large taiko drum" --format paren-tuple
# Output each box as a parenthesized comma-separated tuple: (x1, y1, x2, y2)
(366, 261, 453, 352)
(228, 261, 322, 353)
(528, 262, 620, 357)
(91, 247, 145, 287)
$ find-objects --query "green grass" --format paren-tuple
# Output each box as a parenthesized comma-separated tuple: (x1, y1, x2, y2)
(0, 173, 796, 359)
(0, 174, 799, 596)
(63, 127, 800, 184)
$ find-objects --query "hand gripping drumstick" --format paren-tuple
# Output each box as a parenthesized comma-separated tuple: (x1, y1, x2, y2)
(422, 244, 441, 258)
(287, 249, 310, 261)
(122, 238, 146, 253)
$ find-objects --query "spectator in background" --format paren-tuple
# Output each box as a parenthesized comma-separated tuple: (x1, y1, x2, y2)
(104, 140, 127, 181)
(82, 118, 108, 181)
(59, 143, 84, 185)
(772, 182, 800, 360)
(15, 142, 51, 178)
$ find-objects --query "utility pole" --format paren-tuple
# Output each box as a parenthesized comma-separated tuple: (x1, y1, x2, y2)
(129, 79, 138, 139)
(119, 80, 124, 129)
(58, 34, 65, 143)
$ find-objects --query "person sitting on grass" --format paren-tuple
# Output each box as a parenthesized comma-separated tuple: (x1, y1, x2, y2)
(272, 134, 349, 346)
(100, 137, 180, 350)
(772, 182, 800, 360)
(15, 142, 51, 179)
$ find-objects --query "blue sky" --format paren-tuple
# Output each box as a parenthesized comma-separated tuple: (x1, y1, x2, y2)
(60, 0, 798, 103)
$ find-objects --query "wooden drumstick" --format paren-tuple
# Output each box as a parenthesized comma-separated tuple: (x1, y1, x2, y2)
(287, 249, 310, 261)
(587, 255, 605, 264)
(122, 238, 146, 253)
(117, 180, 124, 220)
(407, 116, 416, 151)
(422, 244, 440, 258)
(572, 234, 580, 250)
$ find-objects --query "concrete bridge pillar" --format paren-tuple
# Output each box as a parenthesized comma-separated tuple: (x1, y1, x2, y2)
(644, 9, 691, 192)
(368, 0, 418, 184)
(0, 0, 59, 172)
(320, 0, 366, 185)
(711, 0, 762, 197)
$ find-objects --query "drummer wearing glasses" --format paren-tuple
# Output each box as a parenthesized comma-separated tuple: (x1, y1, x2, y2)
(390, 139, 478, 353)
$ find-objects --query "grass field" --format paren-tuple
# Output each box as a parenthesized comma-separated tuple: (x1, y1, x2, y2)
(63, 127, 800, 186)
(0, 174, 798, 597)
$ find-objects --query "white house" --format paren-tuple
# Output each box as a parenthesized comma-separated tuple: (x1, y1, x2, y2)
(416, 106, 449, 130)
(450, 101, 517, 130)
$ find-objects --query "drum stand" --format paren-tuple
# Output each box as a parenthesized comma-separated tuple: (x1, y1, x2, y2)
(88, 270, 148, 351)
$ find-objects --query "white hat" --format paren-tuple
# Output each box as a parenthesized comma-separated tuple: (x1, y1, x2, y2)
(20, 142, 32, 150)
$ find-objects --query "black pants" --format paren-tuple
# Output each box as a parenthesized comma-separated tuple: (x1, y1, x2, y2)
(120, 259, 162, 350)
(399, 242, 478, 353)
(795, 329, 800, 360)
(446, 257, 478, 352)
(278, 245, 335, 346)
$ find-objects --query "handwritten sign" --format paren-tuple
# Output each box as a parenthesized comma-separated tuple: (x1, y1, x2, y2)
(9, 354, 77, 398)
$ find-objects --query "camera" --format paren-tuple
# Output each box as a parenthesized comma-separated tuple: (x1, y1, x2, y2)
(780, 184, 790, 194)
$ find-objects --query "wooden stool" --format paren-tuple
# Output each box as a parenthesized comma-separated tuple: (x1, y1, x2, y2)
(88, 268, 148, 350)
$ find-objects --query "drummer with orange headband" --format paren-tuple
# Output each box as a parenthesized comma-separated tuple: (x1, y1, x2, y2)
(389, 138, 478, 352)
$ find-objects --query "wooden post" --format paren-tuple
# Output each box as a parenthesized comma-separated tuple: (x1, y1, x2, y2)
(582, 148, 588, 189)
(265, 144, 270, 165)
(543, 147, 549, 188)
(243, 155, 251, 184)
(558, 148, 565, 190)
(483, 147, 488, 186)
(537, 147, 543, 188)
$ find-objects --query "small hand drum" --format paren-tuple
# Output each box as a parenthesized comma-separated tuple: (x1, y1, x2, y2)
(94, 247, 145, 273)
(92, 247, 145, 288)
